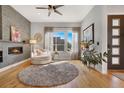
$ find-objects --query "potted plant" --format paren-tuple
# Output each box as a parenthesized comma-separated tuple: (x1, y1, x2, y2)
(80, 40, 109, 69)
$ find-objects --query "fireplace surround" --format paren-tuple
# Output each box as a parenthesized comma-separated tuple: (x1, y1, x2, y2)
(8, 47, 23, 55)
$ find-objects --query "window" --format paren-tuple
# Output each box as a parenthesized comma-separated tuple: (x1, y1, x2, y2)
(112, 19, 120, 26)
(111, 18, 120, 65)
(112, 28, 120, 36)
(53, 32, 65, 51)
(53, 31, 72, 51)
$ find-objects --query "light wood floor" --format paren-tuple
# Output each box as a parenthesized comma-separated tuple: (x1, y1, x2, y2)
(0, 60, 124, 88)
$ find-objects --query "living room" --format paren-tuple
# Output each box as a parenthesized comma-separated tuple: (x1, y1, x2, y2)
(0, 4, 124, 89)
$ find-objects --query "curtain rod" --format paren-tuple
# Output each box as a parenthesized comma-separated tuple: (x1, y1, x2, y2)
(45, 27, 80, 28)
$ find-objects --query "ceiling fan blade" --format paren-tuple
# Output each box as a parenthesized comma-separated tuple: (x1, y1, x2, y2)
(36, 7, 48, 9)
(54, 5, 64, 9)
(48, 11, 51, 16)
(54, 10, 63, 15)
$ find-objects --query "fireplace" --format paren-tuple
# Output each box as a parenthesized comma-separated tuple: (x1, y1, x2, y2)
(8, 47, 23, 55)
(0, 50, 2, 62)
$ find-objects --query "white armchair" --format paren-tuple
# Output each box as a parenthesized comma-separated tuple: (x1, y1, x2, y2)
(31, 49, 52, 65)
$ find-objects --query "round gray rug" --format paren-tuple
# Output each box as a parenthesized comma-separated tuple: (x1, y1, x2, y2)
(18, 63, 79, 87)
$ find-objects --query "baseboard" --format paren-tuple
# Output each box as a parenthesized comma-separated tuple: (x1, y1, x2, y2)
(0, 58, 30, 73)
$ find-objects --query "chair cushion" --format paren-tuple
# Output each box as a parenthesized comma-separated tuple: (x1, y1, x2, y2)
(32, 56, 50, 61)
(33, 48, 47, 56)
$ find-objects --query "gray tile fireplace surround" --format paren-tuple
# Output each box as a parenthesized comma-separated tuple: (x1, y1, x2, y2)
(0, 5, 31, 69)
(0, 42, 30, 69)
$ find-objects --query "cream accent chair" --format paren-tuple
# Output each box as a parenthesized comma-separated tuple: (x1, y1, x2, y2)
(31, 49, 52, 65)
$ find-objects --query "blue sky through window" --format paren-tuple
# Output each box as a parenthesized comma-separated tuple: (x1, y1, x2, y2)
(68, 32, 72, 43)
(53, 32, 65, 39)
(53, 32, 72, 43)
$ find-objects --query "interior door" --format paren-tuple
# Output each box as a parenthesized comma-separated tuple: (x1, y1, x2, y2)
(108, 15, 124, 69)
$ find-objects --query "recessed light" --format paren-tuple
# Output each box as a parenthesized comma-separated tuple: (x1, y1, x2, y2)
(37, 13, 41, 15)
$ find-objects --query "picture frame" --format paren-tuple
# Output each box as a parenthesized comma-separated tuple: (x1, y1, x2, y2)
(83, 23, 94, 43)
(10, 26, 21, 42)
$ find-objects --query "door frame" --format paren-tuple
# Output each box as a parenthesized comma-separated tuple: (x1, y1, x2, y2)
(107, 15, 124, 69)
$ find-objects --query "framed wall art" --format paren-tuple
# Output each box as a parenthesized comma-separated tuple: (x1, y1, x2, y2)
(10, 26, 21, 42)
(83, 23, 94, 43)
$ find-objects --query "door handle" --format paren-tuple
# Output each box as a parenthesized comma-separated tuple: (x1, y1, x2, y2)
(107, 44, 111, 51)
(108, 44, 111, 49)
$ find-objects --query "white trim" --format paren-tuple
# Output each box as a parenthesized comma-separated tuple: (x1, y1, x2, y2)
(0, 58, 30, 73)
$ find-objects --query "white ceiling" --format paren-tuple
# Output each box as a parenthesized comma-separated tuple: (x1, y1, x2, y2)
(11, 5, 94, 22)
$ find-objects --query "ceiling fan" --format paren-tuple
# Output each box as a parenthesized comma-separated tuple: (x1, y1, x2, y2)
(36, 5, 64, 16)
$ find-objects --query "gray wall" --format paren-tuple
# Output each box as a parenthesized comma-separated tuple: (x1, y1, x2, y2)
(2, 5, 30, 41)
(81, 6, 105, 72)
(0, 5, 31, 69)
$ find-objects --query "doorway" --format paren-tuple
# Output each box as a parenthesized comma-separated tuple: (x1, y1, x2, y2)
(108, 15, 124, 69)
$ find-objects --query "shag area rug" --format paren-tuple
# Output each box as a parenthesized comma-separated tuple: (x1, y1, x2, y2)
(18, 63, 79, 87)
(113, 73, 124, 81)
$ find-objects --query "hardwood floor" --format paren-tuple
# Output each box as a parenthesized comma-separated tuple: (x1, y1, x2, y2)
(0, 60, 124, 88)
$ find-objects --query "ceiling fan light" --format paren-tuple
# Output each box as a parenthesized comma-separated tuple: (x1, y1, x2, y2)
(48, 8, 53, 12)
(37, 13, 41, 15)
(36, 5, 64, 16)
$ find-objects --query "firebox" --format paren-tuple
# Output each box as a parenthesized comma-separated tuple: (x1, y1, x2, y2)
(0, 50, 2, 62)
(8, 47, 23, 55)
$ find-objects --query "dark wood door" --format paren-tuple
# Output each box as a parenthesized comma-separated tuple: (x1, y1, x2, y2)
(108, 15, 124, 69)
